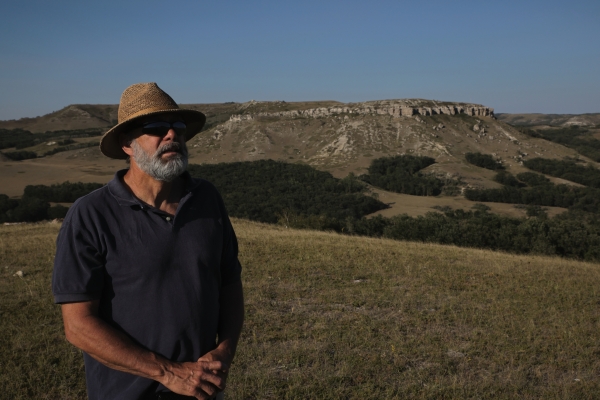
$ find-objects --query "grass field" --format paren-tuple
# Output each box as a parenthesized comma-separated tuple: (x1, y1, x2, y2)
(1, 220, 600, 399)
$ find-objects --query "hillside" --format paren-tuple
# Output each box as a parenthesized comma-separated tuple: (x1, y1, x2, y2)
(497, 113, 600, 128)
(187, 100, 579, 185)
(1, 99, 597, 218)
(2, 220, 599, 398)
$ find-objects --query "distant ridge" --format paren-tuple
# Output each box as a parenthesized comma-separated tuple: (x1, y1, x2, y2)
(0, 99, 495, 133)
(497, 113, 600, 127)
(0, 104, 117, 132)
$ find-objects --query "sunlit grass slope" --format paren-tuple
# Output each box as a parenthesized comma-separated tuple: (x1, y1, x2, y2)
(1, 220, 600, 399)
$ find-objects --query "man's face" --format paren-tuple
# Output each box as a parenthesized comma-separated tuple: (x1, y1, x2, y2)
(128, 117, 189, 182)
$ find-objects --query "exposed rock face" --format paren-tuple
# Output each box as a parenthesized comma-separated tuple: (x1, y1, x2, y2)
(229, 100, 494, 122)
(191, 97, 518, 182)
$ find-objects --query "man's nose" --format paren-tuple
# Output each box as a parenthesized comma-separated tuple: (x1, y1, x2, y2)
(163, 128, 178, 141)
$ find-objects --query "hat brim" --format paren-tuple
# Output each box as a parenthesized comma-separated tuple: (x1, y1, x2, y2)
(100, 109, 206, 159)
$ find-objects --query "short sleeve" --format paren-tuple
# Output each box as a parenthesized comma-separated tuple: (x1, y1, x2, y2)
(52, 205, 106, 304)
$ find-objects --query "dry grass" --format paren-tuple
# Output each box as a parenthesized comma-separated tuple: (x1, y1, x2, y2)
(1, 220, 600, 399)
(0, 222, 85, 398)
(367, 189, 568, 219)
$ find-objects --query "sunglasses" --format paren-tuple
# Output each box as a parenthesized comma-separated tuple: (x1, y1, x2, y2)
(141, 121, 187, 136)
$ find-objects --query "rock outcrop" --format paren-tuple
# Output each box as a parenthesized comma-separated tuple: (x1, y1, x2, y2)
(229, 100, 494, 122)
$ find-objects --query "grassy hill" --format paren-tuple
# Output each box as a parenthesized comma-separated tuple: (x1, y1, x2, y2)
(2, 220, 599, 398)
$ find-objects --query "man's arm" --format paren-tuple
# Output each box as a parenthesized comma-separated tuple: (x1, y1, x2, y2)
(61, 300, 226, 399)
(198, 280, 244, 382)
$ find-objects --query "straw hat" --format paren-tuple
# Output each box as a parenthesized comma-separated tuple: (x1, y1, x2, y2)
(100, 82, 206, 159)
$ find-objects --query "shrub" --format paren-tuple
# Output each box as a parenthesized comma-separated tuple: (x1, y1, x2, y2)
(465, 152, 504, 170)
(0, 128, 35, 150)
(494, 171, 525, 187)
(23, 182, 104, 202)
(5, 197, 49, 222)
(360, 155, 446, 196)
(3, 150, 37, 161)
(47, 204, 69, 219)
(0, 194, 19, 223)
(516, 172, 551, 187)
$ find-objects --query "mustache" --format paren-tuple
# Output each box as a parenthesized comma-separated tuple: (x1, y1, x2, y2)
(156, 142, 186, 157)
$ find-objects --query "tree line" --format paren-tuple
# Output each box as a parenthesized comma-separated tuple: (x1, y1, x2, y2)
(524, 157, 600, 188)
(6, 157, 600, 262)
(0, 127, 102, 160)
(1, 141, 100, 160)
(187, 160, 388, 223)
(0, 182, 104, 223)
(465, 157, 600, 214)
(0, 194, 68, 223)
(358, 155, 455, 196)
(0, 128, 103, 150)
(23, 182, 104, 202)
(348, 209, 600, 261)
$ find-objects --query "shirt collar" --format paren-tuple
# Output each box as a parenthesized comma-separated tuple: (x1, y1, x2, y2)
(107, 169, 199, 207)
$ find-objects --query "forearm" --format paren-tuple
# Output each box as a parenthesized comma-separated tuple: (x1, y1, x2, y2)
(62, 301, 171, 381)
(63, 303, 227, 398)
(215, 280, 244, 361)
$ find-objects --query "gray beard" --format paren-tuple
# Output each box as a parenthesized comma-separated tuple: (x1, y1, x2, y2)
(131, 140, 188, 182)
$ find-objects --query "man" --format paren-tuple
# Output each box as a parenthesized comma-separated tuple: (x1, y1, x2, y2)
(52, 83, 244, 400)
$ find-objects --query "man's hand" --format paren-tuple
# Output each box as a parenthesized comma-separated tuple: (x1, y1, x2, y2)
(61, 301, 228, 400)
(197, 347, 234, 393)
(160, 359, 228, 400)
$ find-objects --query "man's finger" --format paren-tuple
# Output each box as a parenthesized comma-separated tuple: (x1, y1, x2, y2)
(191, 368, 225, 389)
(198, 360, 228, 371)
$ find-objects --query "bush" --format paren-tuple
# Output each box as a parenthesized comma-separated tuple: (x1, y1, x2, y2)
(47, 204, 69, 219)
(3, 150, 37, 161)
(516, 172, 551, 187)
(494, 171, 525, 187)
(0, 194, 69, 223)
(360, 155, 446, 196)
(0, 128, 35, 150)
(525, 205, 548, 219)
(4, 197, 49, 222)
(465, 152, 504, 170)
(23, 182, 104, 202)
(0, 194, 19, 223)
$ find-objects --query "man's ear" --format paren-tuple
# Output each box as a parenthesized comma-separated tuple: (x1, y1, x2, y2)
(121, 133, 135, 158)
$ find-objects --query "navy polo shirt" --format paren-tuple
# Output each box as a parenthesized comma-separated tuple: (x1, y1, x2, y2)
(52, 169, 242, 400)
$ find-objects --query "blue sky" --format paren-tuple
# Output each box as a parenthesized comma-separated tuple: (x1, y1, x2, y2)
(0, 0, 598, 120)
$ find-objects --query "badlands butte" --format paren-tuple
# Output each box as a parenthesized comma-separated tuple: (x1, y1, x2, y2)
(2, 98, 600, 218)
